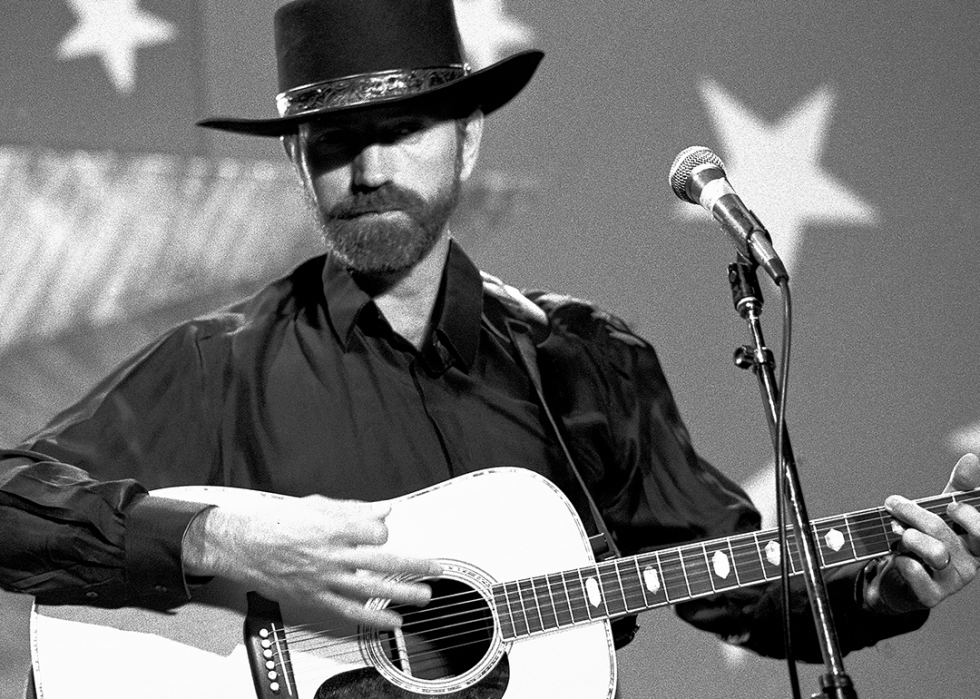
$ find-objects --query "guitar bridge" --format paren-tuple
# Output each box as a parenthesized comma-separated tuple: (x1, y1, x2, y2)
(244, 591, 298, 698)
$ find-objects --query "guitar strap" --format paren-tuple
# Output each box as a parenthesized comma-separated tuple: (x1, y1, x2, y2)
(503, 318, 623, 561)
(505, 318, 641, 648)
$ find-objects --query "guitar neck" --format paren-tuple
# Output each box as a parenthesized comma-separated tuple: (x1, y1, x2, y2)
(492, 488, 980, 641)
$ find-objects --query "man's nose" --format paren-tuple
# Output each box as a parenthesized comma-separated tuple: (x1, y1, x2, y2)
(351, 142, 391, 189)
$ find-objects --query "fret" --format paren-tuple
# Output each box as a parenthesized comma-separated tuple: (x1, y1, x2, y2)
(752, 531, 774, 581)
(847, 509, 893, 558)
(514, 579, 533, 635)
(725, 538, 742, 586)
(618, 558, 646, 612)
(700, 545, 716, 592)
(574, 568, 590, 621)
(612, 561, 636, 612)
(814, 515, 857, 566)
(561, 570, 588, 625)
(493, 585, 516, 640)
(597, 562, 628, 618)
(588, 564, 612, 620)
(502, 581, 529, 638)
(786, 532, 802, 575)
(701, 539, 739, 592)
(633, 557, 650, 608)
(550, 573, 574, 628)
(517, 578, 543, 634)
(680, 545, 714, 597)
(532, 575, 558, 631)
(758, 531, 785, 579)
(636, 552, 669, 607)
(657, 548, 688, 601)
(731, 532, 765, 586)
(569, 570, 592, 624)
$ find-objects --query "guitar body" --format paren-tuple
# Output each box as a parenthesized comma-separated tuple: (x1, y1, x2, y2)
(31, 469, 617, 699)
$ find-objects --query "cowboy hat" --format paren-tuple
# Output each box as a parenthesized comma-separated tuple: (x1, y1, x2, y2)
(197, 0, 543, 137)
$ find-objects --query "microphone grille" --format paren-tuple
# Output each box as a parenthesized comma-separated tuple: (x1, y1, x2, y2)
(669, 146, 725, 204)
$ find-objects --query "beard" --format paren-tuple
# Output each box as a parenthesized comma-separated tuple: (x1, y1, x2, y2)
(305, 172, 462, 276)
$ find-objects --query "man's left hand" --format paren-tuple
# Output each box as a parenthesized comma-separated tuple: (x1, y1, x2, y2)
(865, 453, 980, 614)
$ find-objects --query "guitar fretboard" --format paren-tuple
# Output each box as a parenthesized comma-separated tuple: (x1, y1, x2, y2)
(491, 489, 979, 640)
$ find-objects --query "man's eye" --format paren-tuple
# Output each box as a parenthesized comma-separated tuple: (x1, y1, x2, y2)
(304, 138, 357, 167)
(385, 121, 429, 142)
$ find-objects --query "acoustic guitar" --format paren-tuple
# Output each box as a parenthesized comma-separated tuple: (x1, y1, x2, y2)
(29, 468, 975, 699)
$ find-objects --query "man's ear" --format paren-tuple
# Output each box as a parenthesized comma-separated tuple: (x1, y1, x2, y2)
(458, 110, 484, 182)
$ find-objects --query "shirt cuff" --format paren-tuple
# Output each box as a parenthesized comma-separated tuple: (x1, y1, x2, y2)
(124, 494, 212, 607)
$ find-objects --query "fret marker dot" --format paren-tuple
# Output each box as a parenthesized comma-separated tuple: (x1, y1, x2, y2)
(765, 541, 781, 567)
(642, 566, 661, 594)
(585, 577, 602, 608)
(712, 551, 731, 579)
(824, 528, 845, 552)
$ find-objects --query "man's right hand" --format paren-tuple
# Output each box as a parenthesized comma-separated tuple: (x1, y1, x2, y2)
(181, 494, 441, 629)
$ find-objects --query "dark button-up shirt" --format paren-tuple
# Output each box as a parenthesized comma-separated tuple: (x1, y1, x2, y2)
(0, 241, 925, 659)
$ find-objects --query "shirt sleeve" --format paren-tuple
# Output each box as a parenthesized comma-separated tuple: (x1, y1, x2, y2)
(533, 294, 927, 660)
(0, 321, 223, 609)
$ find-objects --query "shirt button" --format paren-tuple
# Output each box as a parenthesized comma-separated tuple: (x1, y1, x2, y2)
(85, 591, 98, 599)
(154, 585, 168, 593)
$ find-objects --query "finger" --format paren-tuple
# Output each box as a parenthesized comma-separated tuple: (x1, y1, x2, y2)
(343, 548, 443, 578)
(302, 495, 392, 521)
(331, 571, 435, 606)
(314, 590, 407, 629)
(948, 501, 980, 556)
(944, 453, 980, 493)
(885, 495, 950, 541)
(332, 517, 390, 545)
(889, 554, 945, 608)
(897, 527, 951, 571)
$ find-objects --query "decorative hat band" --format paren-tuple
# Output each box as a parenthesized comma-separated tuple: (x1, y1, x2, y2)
(276, 64, 470, 117)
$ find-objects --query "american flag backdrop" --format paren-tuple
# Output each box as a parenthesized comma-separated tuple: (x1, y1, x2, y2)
(1, 1, 978, 697)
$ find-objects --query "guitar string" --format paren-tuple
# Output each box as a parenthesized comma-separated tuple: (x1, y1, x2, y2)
(273, 522, 902, 667)
(285, 593, 493, 647)
(280, 624, 499, 677)
(279, 638, 510, 689)
(257, 492, 978, 667)
(282, 588, 497, 643)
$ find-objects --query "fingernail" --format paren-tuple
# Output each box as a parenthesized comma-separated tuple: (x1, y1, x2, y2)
(884, 496, 900, 511)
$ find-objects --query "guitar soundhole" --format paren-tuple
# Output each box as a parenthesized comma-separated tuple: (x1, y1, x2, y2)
(379, 577, 495, 681)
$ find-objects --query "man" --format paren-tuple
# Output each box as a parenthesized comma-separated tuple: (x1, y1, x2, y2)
(2, 0, 978, 696)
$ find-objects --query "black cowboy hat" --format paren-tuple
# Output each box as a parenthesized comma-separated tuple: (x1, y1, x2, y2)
(197, 0, 543, 137)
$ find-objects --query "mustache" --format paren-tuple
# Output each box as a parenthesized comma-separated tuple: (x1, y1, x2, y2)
(326, 186, 428, 220)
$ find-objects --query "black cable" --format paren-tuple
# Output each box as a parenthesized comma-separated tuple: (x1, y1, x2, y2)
(775, 279, 801, 699)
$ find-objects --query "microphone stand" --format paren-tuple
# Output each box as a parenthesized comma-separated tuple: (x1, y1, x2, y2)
(727, 256, 858, 699)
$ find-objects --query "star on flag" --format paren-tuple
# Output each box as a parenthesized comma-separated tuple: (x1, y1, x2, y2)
(679, 79, 879, 275)
(454, 0, 536, 70)
(57, 0, 177, 94)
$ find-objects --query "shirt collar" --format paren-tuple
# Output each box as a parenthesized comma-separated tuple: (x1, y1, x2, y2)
(321, 239, 484, 371)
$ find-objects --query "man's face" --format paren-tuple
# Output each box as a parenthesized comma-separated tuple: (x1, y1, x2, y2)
(290, 108, 482, 276)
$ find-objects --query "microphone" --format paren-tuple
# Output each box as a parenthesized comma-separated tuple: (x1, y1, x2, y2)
(669, 146, 788, 283)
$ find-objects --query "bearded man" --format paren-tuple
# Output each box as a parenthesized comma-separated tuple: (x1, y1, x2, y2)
(2, 0, 978, 697)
